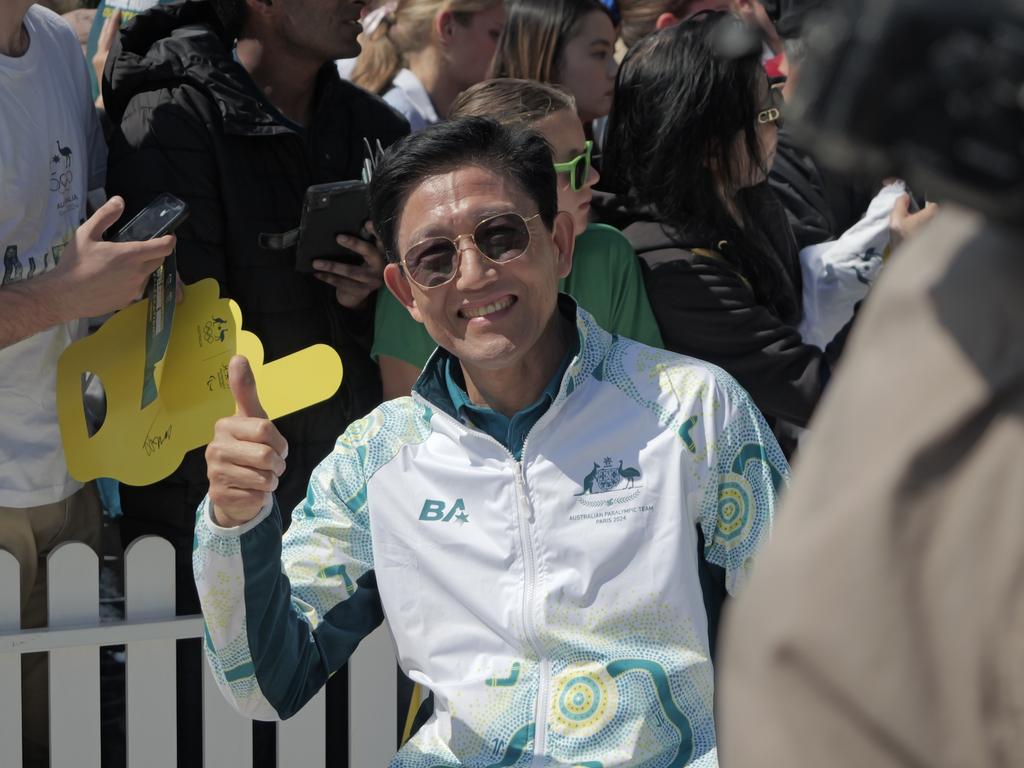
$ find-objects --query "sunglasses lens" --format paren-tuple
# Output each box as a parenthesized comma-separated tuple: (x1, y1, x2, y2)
(402, 214, 533, 287)
(475, 213, 531, 263)
(555, 142, 594, 192)
(404, 238, 457, 287)
(571, 158, 584, 192)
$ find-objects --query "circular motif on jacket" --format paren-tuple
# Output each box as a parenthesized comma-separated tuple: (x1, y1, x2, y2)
(549, 663, 619, 739)
(716, 473, 753, 543)
(339, 411, 383, 447)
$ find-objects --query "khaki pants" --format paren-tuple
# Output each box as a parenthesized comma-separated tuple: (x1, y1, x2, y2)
(0, 484, 102, 767)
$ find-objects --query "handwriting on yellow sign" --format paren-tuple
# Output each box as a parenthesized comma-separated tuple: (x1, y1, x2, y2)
(56, 278, 343, 486)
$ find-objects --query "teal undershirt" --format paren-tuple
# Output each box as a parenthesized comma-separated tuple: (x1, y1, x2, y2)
(443, 333, 579, 461)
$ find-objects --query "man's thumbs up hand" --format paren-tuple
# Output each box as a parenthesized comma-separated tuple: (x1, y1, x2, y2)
(206, 355, 289, 528)
(229, 355, 268, 419)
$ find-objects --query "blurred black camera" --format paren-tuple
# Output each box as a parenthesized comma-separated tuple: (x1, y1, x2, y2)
(788, 0, 1024, 223)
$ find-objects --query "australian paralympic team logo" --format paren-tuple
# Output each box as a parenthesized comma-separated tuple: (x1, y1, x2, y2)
(575, 457, 642, 496)
(572, 457, 649, 520)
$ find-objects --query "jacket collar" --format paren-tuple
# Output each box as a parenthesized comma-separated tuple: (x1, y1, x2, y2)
(412, 294, 613, 422)
(391, 69, 439, 125)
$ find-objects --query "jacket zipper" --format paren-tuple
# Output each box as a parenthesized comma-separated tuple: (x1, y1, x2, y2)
(411, 392, 560, 763)
(513, 461, 550, 766)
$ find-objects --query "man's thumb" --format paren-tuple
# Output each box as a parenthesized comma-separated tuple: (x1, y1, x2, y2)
(83, 195, 126, 241)
(229, 355, 267, 418)
(891, 193, 911, 221)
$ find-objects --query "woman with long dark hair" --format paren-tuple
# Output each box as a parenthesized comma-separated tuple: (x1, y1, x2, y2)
(603, 12, 847, 448)
(490, 0, 618, 127)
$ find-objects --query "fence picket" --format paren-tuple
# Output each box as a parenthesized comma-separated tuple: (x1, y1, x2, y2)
(48, 542, 101, 768)
(349, 621, 398, 766)
(202, 647, 253, 767)
(125, 537, 177, 768)
(278, 687, 327, 764)
(0, 551, 23, 767)
(0, 537, 405, 767)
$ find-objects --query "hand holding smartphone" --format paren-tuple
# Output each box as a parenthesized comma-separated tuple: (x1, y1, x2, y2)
(111, 193, 190, 408)
(112, 192, 190, 243)
(293, 181, 371, 273)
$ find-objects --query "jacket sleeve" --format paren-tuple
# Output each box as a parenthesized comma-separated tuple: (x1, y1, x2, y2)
(193, 443, 382, 720)
(693, 369, 789, 595)
(105, 84, 227, 287)
(642, 253, 851, 427)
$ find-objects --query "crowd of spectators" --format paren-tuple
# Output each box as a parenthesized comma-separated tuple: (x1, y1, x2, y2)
(2, 0, 1018, 766)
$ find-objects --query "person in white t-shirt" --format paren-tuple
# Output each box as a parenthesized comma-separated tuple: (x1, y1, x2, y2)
(0, 2, 175, 761)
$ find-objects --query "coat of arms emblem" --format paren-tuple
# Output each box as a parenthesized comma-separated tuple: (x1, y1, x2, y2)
(595, 458, 621, 493)
(575, 457, 642, 496)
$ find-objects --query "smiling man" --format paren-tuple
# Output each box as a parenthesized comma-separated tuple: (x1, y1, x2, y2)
(194, 117, 787, 766)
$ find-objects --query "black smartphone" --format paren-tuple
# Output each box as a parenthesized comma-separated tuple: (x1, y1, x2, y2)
(294, 180, 370, 273)
(908, 189, 928, 213)
(112, 192, 189, 242)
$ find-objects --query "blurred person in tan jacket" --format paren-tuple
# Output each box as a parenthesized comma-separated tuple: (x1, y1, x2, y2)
(718, 1, 1024, 766)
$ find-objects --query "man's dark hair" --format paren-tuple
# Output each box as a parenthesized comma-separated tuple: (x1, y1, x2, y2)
(209, 0, 246, 40)
(369, 117, 559, 263)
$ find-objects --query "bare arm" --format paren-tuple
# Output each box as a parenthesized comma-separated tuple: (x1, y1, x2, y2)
(91, 9, 120, 111)
(0, 274, 68, 349)
(0, 196, 174, 350)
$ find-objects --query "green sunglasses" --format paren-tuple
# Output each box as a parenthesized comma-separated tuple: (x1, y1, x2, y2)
(553, 140, 593, 192)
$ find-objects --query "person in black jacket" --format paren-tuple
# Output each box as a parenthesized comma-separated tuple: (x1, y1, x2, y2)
(601, 12, 847, 453)
(767, 3, 879, 249)
(102, 0, 408, 762)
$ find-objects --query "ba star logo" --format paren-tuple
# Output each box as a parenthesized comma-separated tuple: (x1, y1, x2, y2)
(419, 498, 470, 525)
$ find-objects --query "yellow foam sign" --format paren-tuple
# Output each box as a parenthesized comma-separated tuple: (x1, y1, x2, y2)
(57, 278, 343, 486)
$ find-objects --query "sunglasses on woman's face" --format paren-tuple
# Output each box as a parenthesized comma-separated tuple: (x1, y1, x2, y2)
(757, 87, 785, 128)
(553, 140, 593, 192)
(400, 212, 541, 289)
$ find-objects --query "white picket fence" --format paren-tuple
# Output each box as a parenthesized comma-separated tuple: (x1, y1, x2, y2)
(0, 537, 397, 767)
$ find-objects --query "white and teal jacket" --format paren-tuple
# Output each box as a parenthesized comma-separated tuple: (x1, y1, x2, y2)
(193, 306, 788, 767)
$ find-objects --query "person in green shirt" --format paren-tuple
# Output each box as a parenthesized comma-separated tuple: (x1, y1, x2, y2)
(373, 77, 663, 398)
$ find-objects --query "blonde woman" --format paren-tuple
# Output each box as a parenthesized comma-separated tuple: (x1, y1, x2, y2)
(351, 0, 506, 130)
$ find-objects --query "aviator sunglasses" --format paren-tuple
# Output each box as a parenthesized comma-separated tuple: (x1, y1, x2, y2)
(400, 212, 541, 289)
(553, 140, 593, 192)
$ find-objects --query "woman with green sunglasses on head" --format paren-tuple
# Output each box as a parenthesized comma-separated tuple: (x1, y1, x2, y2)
(373, 78, 663, 399)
